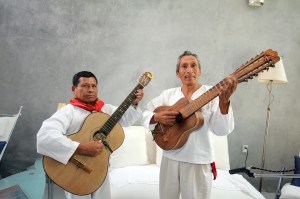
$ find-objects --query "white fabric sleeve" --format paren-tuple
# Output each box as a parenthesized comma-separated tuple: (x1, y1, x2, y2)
(209, 98, 235, 136)
(141, 93, 164, 130)
(36, 106, 79, 165)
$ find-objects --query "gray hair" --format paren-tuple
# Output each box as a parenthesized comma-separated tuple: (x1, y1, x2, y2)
(176, 51, 201, 72)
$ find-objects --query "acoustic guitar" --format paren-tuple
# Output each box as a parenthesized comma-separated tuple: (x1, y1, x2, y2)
(152, 49, 280, 150)
(43, 72, 152, 195)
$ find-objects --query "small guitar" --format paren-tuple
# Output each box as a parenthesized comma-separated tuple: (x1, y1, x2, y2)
(152, 49, 280, 150)
(43, 72, 152, 195)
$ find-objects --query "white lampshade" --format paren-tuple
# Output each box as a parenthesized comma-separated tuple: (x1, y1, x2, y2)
(249, 0, 264, 7)
(257, 58, 288, 84)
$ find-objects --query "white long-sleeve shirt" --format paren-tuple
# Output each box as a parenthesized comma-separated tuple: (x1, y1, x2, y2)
(37, 104, 141, 165)
(142, 86, 234, 164)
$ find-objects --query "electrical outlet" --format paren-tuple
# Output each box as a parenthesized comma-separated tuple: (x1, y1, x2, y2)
(242, 145, 248, 153)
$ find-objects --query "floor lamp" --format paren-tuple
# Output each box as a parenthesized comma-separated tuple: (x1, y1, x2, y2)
(257, 58, 288, 192)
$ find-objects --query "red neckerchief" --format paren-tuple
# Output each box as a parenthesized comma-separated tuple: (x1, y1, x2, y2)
(70, 98, 104, 112)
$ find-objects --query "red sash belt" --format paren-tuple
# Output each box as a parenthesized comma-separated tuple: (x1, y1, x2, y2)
(211, 162, 217, 180)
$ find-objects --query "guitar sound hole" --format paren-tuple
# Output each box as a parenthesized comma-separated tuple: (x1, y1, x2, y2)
(176, 113, 183, 123)
(93, 130, 106, 140)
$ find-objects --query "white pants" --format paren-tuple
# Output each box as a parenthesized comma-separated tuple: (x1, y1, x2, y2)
(65, 175, 111, 199)
(159, 157, 212, 199)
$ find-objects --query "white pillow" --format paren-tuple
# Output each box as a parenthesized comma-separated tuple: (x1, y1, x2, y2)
(280, 183, 300, 199)
(144, 129, 157, 164)
(156, 145, 163, 166)
(109, 126, 149, 169)
(211, 134, 230, 170)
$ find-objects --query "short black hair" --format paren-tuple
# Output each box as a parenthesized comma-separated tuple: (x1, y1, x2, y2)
(176, 51, 201, 72)
(72, 71, 98, 86)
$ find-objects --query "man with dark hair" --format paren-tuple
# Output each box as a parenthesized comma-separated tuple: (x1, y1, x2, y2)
(72, 71, 99, 86)
(142, 51, 238, 199)
(37, 71, 144, 199)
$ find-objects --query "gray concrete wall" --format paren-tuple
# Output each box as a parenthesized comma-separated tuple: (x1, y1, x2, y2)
(0, 0, 299, 192)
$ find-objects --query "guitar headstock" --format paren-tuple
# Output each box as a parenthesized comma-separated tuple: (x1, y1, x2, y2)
(234, 49, 280, 83)
(138, 72, 153, 87)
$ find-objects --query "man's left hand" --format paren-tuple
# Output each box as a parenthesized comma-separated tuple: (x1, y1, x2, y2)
(219, 74, 238, 114)
(219, 74, 238, 103)
(132, 89, 144, 107)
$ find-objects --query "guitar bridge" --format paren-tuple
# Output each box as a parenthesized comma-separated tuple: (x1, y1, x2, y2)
(70, 156, 93, 174)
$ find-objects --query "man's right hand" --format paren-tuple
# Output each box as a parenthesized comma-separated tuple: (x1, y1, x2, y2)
(151, 110, 179, 126)
(75, 140, 104, 157)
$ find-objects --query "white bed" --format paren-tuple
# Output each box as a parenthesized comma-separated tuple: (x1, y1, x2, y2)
(109, 126, 265, 199)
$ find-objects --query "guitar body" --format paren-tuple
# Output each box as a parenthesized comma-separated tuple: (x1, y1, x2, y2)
(43, 112, 125, 195)
(153, 98, 204, 150)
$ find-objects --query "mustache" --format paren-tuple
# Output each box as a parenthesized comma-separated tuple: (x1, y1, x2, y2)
(185, 74, 196, 78)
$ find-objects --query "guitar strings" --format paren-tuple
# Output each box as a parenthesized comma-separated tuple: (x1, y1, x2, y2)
(186, 82, 222, 116)
(99, 84, 144, 138)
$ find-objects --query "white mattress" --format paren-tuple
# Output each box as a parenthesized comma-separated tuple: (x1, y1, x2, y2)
(109, 165, 265, 199)
(280, 183, 300, 199)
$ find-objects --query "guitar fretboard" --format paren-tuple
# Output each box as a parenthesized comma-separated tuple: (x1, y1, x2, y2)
(181, 80, 225, 117)
(98, 84, 144, 137)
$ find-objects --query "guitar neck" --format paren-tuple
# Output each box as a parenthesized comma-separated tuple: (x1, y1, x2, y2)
(100, 84, 144, 136)
(180, 80, 226, 118)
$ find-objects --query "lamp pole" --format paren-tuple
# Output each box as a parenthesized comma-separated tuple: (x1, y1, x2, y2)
(259, 80, 273, 192)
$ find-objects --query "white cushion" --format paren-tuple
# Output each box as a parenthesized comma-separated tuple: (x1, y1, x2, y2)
(211, 134, 230, 170)
(280, 183, 300, 199)
(156, 145, 163, 166)
(144, 129, 156, 164)
(109, 126, 149, 169)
